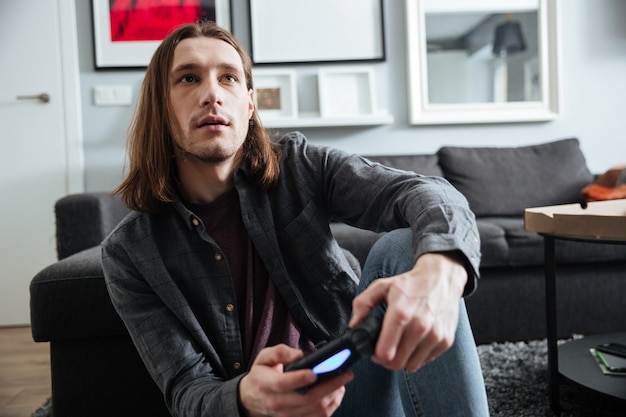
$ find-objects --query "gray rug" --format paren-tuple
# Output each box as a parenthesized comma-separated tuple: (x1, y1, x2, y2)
(31, 397, 52, 417)
(32, 338, 625, 417)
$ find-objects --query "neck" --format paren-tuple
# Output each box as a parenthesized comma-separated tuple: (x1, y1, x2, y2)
(175, 154, 241, 204)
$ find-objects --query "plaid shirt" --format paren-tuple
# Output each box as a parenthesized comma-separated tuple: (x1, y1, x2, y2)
(102, 131, 480, 417)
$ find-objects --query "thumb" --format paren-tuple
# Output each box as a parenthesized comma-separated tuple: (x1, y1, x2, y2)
(255, 344, 303, 368)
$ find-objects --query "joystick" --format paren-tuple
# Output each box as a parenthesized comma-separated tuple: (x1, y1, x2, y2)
(285, 315, 382, 393)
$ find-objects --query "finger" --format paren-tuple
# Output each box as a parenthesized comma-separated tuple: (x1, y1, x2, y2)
(288, 387, 346, 417)
(405, 340, 442, 372)
(407, 305, 460, 370)
(278, 371, 353, 414)
(404, 328, 455, 372)
(374, 297, 435, 364)
(281, 368, 318, 393)
(251, 345, 315, 394)
(394, 327, 430, 370)
(275, 344, 305, 366)
(300, 384, 347, 417)
(349, 279, 390, 327)
(306, 370, 354, 397)
(372, 316, 409, 365)
(255, 343, 303, 368)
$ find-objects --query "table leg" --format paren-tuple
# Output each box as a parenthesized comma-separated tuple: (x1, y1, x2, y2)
(544, 236, 560, 414)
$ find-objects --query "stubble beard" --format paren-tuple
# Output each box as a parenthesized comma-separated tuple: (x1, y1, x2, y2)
(174, 131, 242, 165)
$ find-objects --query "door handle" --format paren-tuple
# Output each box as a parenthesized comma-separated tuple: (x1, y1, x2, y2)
(16, 93, 50, 103)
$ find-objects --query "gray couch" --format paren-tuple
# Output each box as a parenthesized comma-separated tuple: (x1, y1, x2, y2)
(331, 138, 626, 344)
(30, 138, 626, 417)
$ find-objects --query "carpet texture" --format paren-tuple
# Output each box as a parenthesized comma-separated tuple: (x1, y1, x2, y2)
(31, 397, 52, 417)
(32, 338, 625, 417)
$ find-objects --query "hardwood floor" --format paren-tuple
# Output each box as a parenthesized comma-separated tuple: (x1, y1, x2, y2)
(0, 326, 51, 417)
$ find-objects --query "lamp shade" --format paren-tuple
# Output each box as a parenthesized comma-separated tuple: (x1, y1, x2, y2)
(492, 21, 527, 56)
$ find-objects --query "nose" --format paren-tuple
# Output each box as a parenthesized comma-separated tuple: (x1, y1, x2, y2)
(200, 79, 223, 107)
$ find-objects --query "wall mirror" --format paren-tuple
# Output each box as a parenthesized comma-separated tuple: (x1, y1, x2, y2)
(405, 0, 559, 125)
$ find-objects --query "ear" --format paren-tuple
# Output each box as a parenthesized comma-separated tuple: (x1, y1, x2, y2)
(248, 88, 255, 119)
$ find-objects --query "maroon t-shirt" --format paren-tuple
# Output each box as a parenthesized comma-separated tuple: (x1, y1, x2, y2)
(185, 189, 315, 369)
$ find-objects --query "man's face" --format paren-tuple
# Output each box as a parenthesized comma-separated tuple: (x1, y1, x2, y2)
(169, 37, 254, 165)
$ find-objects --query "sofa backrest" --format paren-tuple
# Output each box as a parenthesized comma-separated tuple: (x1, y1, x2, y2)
(55, 192, 130, 259)
(437, 138, 594, 217)
(363, 139, 594, 217)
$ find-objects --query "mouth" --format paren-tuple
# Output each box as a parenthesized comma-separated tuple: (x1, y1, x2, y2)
(196, 115, 229, 129)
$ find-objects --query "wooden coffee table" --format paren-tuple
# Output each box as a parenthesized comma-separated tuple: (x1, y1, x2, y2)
(525, 200, 626, 413)
(541, 232, 626, 413)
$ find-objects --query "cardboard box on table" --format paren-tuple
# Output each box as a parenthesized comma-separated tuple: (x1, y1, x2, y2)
(524, 199, 626, 240)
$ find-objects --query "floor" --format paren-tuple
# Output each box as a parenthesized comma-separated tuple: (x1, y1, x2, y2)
(0, 326, 51, 417)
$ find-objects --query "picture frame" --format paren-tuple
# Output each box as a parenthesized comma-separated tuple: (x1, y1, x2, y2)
(404, 0, 559, 125)
(249, 0, 385, 65)
(91, 0, 231, 69)
(318, 67, 376, 118)
(252, 69, 299, 121)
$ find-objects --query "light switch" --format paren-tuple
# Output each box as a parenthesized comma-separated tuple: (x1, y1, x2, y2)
(93, 85, 133, 106)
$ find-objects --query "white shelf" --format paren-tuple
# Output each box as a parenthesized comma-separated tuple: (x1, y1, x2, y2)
(261, 111, 394, 128)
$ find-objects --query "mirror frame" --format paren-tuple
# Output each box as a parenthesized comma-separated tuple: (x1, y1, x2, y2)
(405, 0, 560, 125)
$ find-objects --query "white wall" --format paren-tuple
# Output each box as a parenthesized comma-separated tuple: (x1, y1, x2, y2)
(75, 0, 626, 192)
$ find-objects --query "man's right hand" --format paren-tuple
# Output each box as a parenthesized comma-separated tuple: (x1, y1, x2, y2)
(239, 344, 353, 417)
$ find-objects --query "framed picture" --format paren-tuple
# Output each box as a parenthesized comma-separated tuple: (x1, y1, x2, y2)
(318, 67, 376, 118)
(252, 69, 298, 120)
(249, 0, 385, 65)
(404, 0, 559, 125)
(92, 0, 231, 69)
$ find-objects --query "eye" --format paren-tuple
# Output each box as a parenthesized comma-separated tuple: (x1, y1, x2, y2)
(179, 74, 198, 84)
(222, 74, 237, 83)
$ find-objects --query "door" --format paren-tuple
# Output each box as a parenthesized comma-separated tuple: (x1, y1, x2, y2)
(0, 0, 82, 325)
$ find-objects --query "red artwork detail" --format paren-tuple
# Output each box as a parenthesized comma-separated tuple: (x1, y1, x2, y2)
(109, 0, 209, 42)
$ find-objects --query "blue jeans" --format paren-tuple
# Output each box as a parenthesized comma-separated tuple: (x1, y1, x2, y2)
(335, 229, 490, 417)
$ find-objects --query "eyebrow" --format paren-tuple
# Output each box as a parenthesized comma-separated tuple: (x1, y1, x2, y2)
(170, 62, 244, 77)
(171, 62, 200, 74)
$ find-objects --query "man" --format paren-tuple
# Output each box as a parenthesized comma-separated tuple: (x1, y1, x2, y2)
(102, 21, 489, 417)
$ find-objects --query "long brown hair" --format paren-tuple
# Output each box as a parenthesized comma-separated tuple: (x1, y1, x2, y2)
(114, 22, 280, 213)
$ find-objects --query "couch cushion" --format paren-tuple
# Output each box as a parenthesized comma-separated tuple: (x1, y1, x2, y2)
(475, 219, 509, 267)
(481, 217, 626, 267)
(364, 154, 443, 177)
(437, 138, 594, 217)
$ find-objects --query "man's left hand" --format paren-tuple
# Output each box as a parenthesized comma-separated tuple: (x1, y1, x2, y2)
(349, 252, 467, 372)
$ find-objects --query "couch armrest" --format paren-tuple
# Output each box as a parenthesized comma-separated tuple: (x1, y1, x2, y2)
(55, 192, 130, 259)
(30, 246, 128, 342)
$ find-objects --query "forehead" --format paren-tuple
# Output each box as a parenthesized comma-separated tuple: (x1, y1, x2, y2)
(171, 36, 244, 72)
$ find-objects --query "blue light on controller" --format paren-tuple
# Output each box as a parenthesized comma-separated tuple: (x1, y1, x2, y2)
(312, 348, 352, 375)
